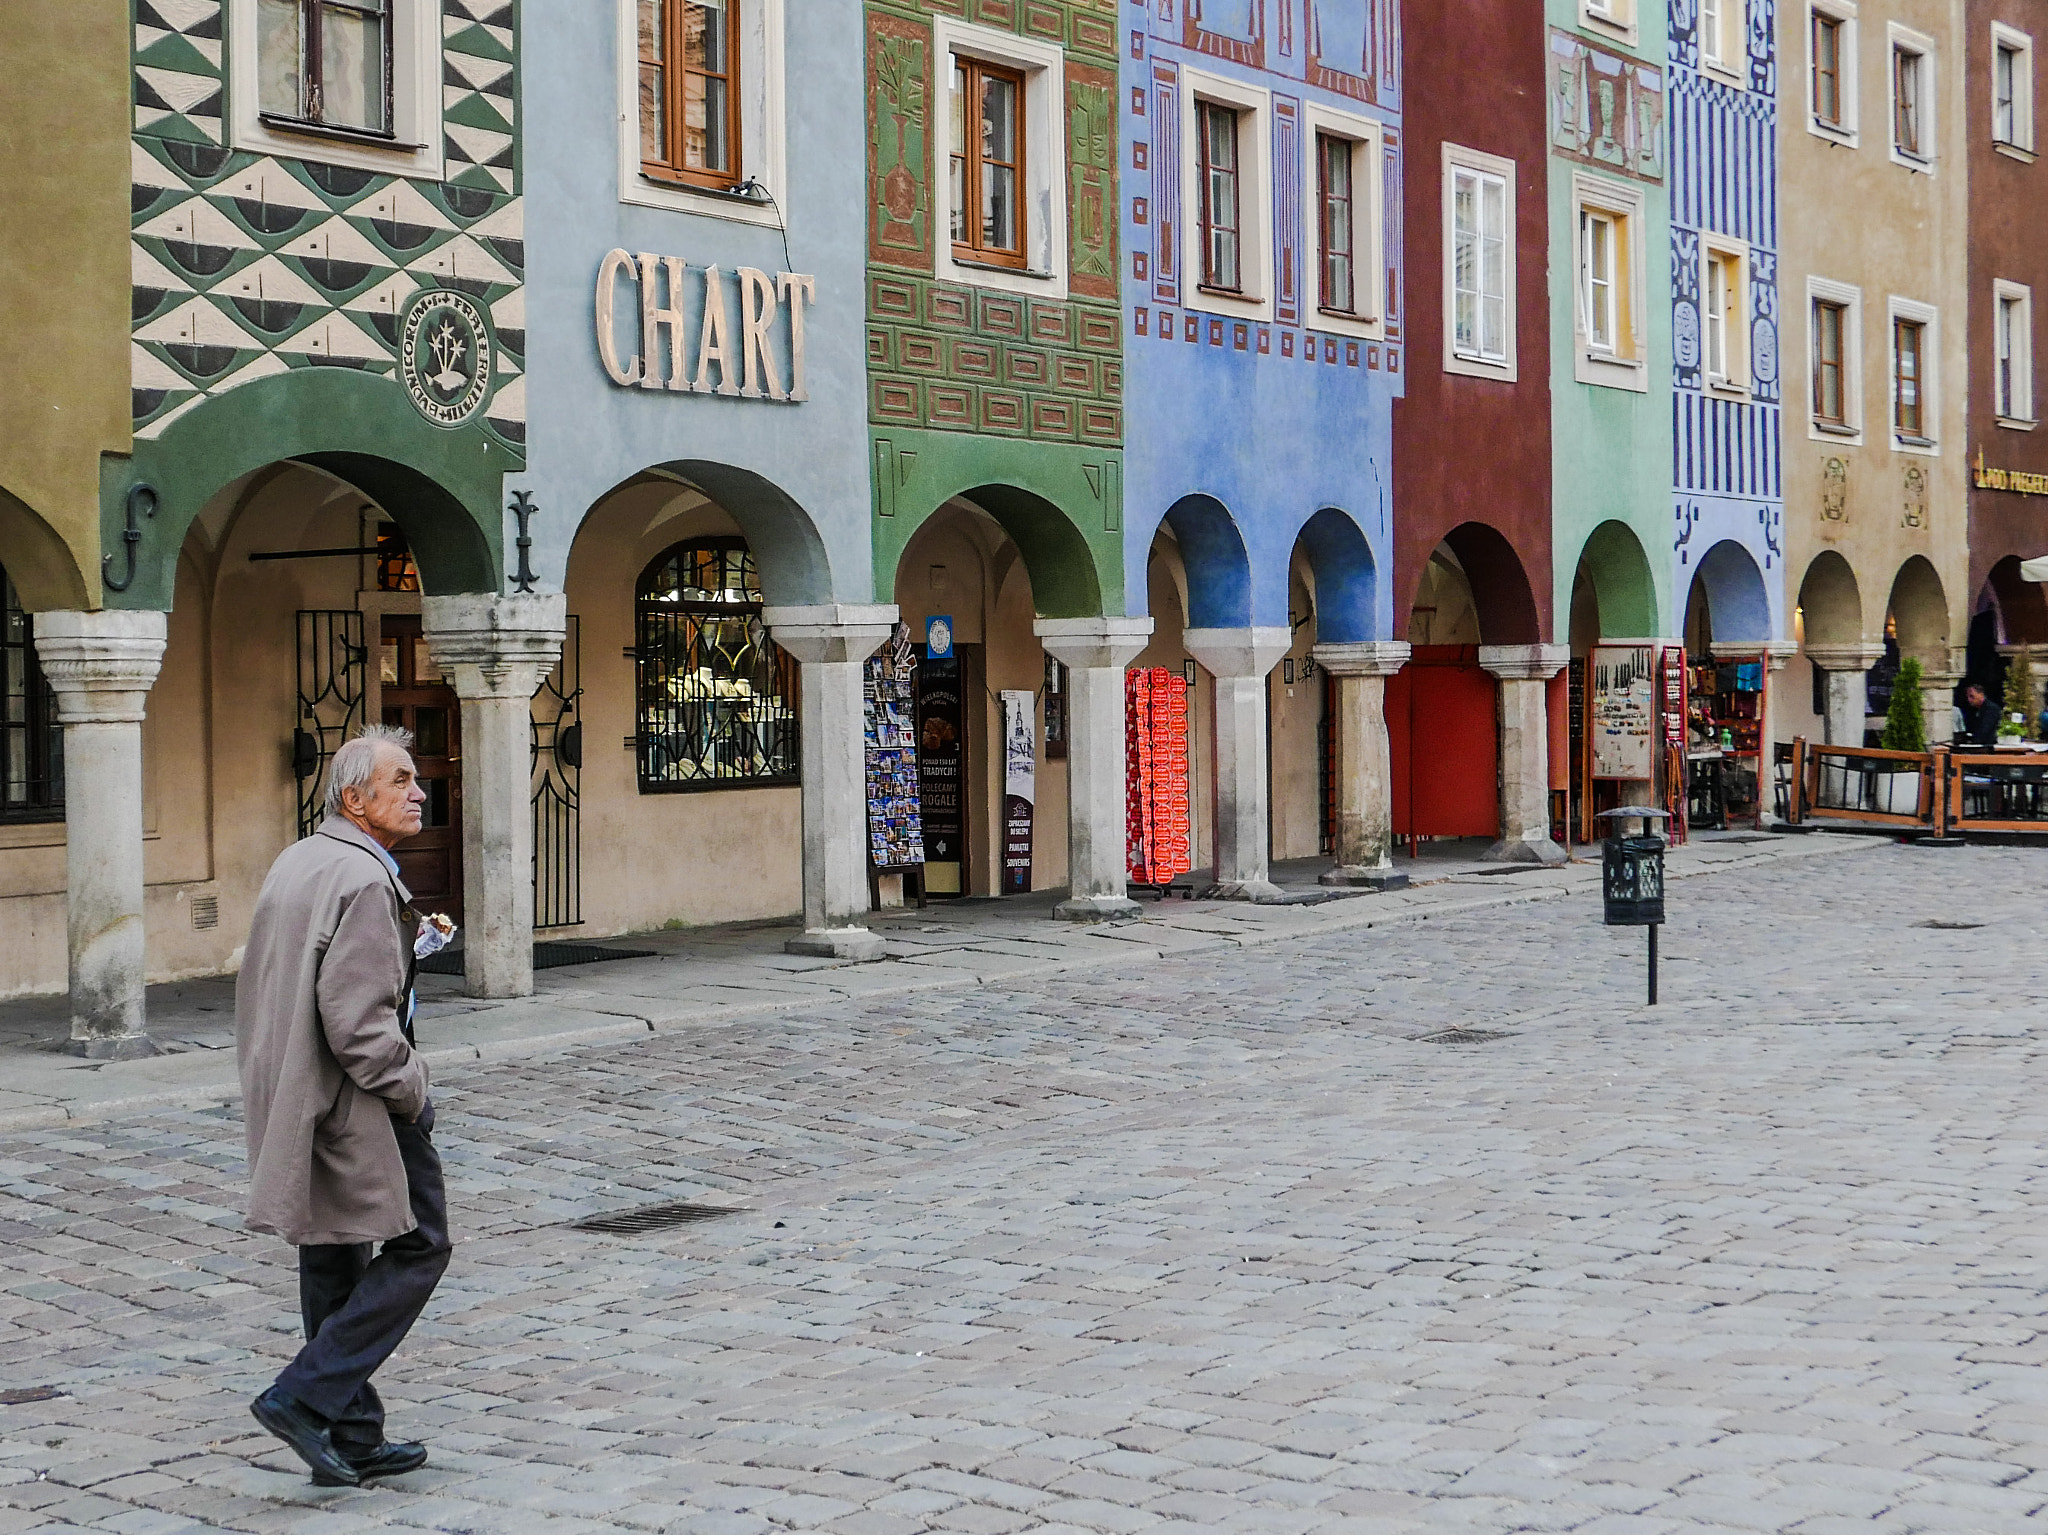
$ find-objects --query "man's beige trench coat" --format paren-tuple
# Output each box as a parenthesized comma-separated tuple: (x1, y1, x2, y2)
(237, 816, 430, 1247)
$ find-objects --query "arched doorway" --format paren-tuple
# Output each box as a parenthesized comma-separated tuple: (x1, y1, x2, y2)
(1564, 519, 1665, 841)
(1788, 549, 1868, 747)
(1883, 555, 1952, 744)
(1680, 540, 1773, 826)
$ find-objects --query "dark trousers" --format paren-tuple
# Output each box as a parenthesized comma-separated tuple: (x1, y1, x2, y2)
(275, 1103, 450, 1446)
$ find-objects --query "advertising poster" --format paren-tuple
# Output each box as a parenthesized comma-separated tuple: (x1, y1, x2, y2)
(1591, 645, 1658, 780)
(1001, 690, 1036, 894)
(915, 656, 964, 893)
(862, 624, 924, 871)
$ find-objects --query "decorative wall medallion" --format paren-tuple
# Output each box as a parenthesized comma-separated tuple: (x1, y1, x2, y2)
(1821, 456, 1847, 522)
(1901, 462, 1927, 528)
(1751, 316, 1778, 385)
(1672, 300, 1700, 369)
(400, 289, 493, 427)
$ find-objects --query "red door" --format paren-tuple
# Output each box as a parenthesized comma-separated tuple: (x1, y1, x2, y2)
(1388, 645, 1499, 838)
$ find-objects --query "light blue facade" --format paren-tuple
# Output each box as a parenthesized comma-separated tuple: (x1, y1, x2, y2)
(1120, 4, 1403, 642)
(510, 0, 876, 606)
(1668, 0, 1784, 643)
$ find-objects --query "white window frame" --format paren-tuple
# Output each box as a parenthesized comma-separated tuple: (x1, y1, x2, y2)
(1179, 65, 1274, 324)
(1573, 172, 1647, 392)
(1887, 294, 1939, 453)
(1580, 0, 1637, 48)
(1992, 22, 2036, 158)
(1807, 0, 1860, 148)
(227, 0, 444, 179)
(1301, 101, 1384, 341)
(1700, 0, 1747, 89)
(1441, 142, 1516, 382)
(1889, 23, 1937, 171)
(1807, 275, 1864, 443)
(616, 0, 788, 228)
(1700, 232, 1751, 395)
(1994, 278, 2035, 428)
(929, 15, 1068, 299)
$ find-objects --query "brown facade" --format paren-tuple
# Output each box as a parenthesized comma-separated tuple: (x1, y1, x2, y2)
(1967, 0, 2048, 645)
(1391, 0, 1552, 646)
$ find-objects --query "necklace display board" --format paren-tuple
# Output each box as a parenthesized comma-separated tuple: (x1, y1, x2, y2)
(863, 624, 925, 894)
(1126, 667, 1192, 888)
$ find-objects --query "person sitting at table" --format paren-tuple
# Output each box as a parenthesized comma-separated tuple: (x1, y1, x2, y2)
(1954, 681, 2002, 749)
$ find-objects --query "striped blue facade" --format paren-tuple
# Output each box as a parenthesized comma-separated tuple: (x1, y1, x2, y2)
(1668, 0, 1784, 643)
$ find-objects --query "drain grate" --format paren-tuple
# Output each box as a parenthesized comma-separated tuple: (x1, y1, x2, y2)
(0, 1387, 64, 1406)
(419, 942, 659, 976)
(1916, 920, 1985, 930)
(572, 1200, 743, 1235)
(1419, 1028, 1516, 1045)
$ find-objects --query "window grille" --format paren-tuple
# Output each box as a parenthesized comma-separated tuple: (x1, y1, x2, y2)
(0, 568, 62, 823)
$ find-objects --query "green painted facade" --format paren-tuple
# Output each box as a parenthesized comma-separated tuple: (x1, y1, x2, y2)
(1546, 4, 1673, 641)
(110, 0, 522, 609)
(0, 0, 134, 610)
(862, 0, 1124, 616)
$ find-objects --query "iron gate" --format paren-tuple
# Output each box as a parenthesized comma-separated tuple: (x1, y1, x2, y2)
(531, 615, 581, 929)
(295, 610, 367, 838)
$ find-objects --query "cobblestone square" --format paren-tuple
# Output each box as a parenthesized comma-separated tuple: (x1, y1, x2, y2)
(3, 840, 2046, 1534)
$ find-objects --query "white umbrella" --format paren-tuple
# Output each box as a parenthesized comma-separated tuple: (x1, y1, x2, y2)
(2022, 556, 2048, 582)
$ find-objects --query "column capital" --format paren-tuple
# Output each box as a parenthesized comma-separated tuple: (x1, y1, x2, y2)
(1311, 639, 1410, 678)
(1478, 643, 1571, 681)
(33, 610, 168, 725)
(422, 592, 567, 699)
(1183, 626, 1292, 679)
(762, 603, 899, 664)
(1804, 641, 1888, 671)
(1034, 616, 1152, 670)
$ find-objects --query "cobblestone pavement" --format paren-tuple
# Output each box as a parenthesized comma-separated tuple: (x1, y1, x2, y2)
(4, 838, 2047, 1535)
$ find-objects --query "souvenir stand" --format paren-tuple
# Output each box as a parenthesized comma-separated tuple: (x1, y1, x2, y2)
(1685, 653, 1768, 828)
(1581, 645, 1665, 844)
(1126, 668, 1192, 893)
(863, 624, 925, 906)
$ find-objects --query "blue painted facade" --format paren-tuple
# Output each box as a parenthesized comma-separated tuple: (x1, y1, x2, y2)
(511, 0, 876, 607)
(1668, 0, 1784, 642)
(1121, 2, 1403, 643)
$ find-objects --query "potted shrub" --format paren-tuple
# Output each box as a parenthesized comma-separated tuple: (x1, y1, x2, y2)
(2000, 652, 2035, 747)
(1875, 656, 1927, 814)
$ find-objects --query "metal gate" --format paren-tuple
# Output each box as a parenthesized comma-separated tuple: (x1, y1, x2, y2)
(531, 615, 581, 929)
(295, 610, 367, 838)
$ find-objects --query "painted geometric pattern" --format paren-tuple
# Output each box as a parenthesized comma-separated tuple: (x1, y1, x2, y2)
(1667, 0, 1778, 97)
(1133, 39, 1404, 380)
(865, 0, 1122, 443)
(131, 0, 525, 453)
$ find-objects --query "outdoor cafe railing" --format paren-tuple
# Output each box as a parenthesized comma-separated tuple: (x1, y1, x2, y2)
(1786, 737, 2048, 834)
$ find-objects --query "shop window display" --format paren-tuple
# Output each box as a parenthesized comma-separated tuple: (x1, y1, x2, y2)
(634, 538, 799, 792)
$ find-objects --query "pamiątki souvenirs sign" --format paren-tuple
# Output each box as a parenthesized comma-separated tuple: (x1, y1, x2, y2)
(594, 250, 818, 401)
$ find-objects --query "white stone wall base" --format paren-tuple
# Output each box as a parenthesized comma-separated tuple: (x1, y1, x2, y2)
(1320, 865, 1409, 891)
(1054, 894, 1142, 923)
(787, 928, 888, 961)
(1206, 878, 1286, 903)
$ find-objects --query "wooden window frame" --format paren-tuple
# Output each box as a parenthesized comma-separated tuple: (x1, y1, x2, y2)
(1812, 12, 1843, 128)
(1992, 24, 2035, 153)
(258, 0, 396, 141)
(949, 56, 1029, 270)
(639, 0, 746, 192)
(1813, 298, 1847, 424)
(1893, 316, 1926, 438)
(1893, 44, 1924, 159)
(1316, 131, 1357, 317)
(1198, 100, 1244, 295)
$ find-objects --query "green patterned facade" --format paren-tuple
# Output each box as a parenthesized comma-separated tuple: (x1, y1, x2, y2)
(864, 0, 1126, 616)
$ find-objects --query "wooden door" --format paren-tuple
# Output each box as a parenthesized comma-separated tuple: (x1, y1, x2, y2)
(379, 616, 463, 924)
(1388, 645, 1500, 839)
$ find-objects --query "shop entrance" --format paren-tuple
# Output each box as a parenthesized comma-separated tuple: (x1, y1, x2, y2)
(378, 615, 463, 923)
(1680, 542, 1773, 829)
(1388, 648, 1498, 839)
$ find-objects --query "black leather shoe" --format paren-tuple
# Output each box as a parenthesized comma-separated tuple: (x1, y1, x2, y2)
(321, 1440, 427, 1484)
(250, 1387, 358, 1486)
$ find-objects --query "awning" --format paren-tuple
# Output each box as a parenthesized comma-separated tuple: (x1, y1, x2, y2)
(2022, 556, 2048, 583)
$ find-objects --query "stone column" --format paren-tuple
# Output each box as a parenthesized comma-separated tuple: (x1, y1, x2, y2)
(1182, 627, 1291, 901)
(1036, 618, 1153, 921)
(1478, 644, 1570, 864)
(1311, 640, 1410, 889)
(33, 610, 168, 1058)
(1804, 641, 1886, 747)
(763, 604, 899, 959)
(422, 592, 567, 1000)
(1921, 669, 1961, 746)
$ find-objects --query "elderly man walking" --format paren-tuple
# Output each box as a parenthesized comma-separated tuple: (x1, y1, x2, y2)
(237, 724, 450, 1486)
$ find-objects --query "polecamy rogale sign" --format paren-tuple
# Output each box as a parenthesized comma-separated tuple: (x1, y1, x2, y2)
(593, 249, 817, 402)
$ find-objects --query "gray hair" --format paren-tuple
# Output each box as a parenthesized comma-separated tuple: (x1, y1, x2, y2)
(324, 724, 416, 817)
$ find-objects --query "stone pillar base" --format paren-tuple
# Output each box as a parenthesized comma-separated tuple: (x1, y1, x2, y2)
(786, 927, 889, 961)
(1482, 835, 1568, 865)
(1320, 865, 1409, 890)
(1206, 878, 1286, 903)
(66, 1034, 160, 1061)
(1055, 893, 1142, 922)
